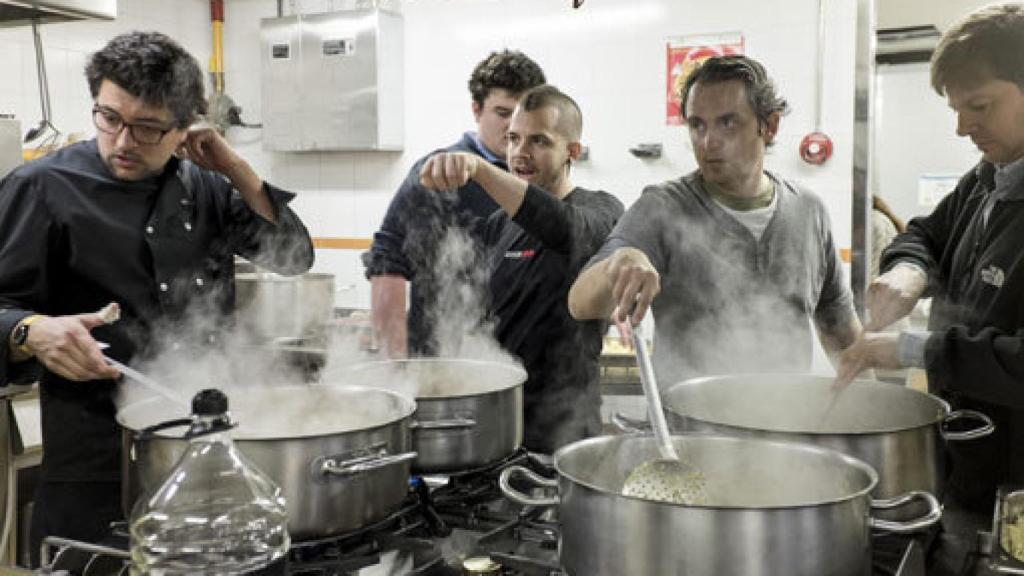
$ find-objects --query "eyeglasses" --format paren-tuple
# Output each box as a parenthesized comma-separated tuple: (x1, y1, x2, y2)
(92, 105, 175, 146)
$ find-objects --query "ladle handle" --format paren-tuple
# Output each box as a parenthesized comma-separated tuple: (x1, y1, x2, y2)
(103, 355, 189, 407)
(632, 323, 677, 461)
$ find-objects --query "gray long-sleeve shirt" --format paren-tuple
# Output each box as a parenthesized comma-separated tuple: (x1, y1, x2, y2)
(587, 171, 854, 384)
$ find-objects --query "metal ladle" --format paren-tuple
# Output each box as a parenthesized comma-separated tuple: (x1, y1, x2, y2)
(97, 342, 189, 407)
(620, 321, 707, 505)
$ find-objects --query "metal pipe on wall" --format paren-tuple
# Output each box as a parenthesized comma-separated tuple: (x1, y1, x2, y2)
(210, 0, 225, 94)
(850, 0, 877, 314)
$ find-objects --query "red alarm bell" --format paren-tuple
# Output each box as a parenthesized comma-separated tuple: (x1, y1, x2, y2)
(799, 131, 833, 165)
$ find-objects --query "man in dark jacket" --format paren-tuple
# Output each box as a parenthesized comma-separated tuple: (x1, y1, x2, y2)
(418, 85, 623, 453)
(0, 31, 314, 561)
(363, 50, 545, 357)
(837, 3, 1024, 515)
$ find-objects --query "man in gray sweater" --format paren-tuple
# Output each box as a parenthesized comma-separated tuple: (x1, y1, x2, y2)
(569, 55, 860, 383)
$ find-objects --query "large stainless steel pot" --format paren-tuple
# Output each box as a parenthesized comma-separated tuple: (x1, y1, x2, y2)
(234, 272, 335, 342)
(333, 358, 526, 473)
(500, 434, 941, 576)
(117, 385, 416, 539)
(661, 374, 994, 510)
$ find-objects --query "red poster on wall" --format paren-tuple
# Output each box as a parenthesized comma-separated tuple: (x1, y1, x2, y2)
(666, 33, 745, 125)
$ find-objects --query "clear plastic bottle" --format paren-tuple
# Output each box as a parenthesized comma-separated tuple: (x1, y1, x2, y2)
(129, 389, 289, 575)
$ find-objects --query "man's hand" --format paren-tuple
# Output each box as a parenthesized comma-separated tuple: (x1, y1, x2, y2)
(181, 125, 273, 222)
(606, 248, 660, 326)
(180, 125, 245, 176)
(865, 264, 927, 330)
(419, 152, 481, 192)
(834, 332, 901, 387)
(23, 311, 121, 382)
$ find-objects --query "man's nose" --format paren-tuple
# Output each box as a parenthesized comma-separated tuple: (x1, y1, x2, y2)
(704, 129, 722, 151)
(955, 112, 973, 138)
(115, 125, 137, 148)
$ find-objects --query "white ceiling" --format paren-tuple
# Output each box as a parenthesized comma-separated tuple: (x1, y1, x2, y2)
(877, 0, 994, 31)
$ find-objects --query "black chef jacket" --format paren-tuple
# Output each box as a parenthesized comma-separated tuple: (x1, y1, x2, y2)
(363, 132, 502, 355)
(482, 185, 623, 454)
(0, 139, 313, 484)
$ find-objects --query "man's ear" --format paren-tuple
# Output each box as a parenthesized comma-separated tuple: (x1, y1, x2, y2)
(567, 141, 583, 161)
(762, 112, 781, 145)
(471, 100, 483, 122)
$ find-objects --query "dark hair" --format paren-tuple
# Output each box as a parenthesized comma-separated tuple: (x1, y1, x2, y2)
(86, 31, 207, 128)
(930, 3, 1024, 95)
(468, 50, 546, 107)
(680, 55, 790, 129)
(518, 84, 583, 140)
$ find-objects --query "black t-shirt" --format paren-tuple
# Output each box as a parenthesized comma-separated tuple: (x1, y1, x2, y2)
(483, 185, 623, 453)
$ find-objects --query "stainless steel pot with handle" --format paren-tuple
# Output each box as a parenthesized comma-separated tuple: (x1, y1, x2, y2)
(331, 358, 526, 473)
(117, 384, 416, 539)
(662, 374, 994, 514)
(234, 272, 335, 343)
(500, 434, 941, 576)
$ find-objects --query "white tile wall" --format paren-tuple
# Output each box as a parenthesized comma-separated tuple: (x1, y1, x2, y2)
(0, 0, 212, 141)
(3, 0, 861, 357)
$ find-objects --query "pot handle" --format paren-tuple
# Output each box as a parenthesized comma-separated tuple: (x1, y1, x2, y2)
(498, 465, 559, 507)
(320, 450, 418, 478)
(611, 411, 650, 434)
(409, 417, 477, 431)
(941, 409, 995, 441)
(868, 490, 943, 533)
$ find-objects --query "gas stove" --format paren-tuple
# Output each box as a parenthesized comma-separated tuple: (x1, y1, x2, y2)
(39, 449, 939, 576)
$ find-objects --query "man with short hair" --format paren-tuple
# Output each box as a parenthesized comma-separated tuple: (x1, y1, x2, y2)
(569, 55, 860, 384)
(419, 85, 623, 453)
(0, 31, 314, 559)
(838, 2, 1024, 514)
(364, 50, 545, 358)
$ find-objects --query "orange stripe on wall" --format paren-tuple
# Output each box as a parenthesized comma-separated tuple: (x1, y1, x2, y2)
(312, 237, 372, 250)
(314, 238, 854, 262)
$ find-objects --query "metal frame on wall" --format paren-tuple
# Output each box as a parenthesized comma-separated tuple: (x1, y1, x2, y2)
(850, 0, 876, 314)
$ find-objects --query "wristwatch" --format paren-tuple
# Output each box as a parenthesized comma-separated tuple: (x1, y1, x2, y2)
(11, 315, 41, 355)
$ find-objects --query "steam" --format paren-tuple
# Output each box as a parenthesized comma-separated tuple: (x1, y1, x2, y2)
(112, 273, 370, 426)
(644, 191, 845, 386)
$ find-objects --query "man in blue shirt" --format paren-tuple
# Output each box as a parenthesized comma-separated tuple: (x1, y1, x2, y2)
(363, 50, 545, 357)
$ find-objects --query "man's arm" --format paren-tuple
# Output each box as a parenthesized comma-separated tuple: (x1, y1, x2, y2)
(0, 175, 119, 383)
(420, 152, 526, 216)
(370, 275, 408, 358)
(363, 163, 427, 359)
(868, 168, 976, 329)
(836, 325, 1024, 403)
(816, 308, 862, 367)
(568, 247, 660, 327)
(182, 128, 315, 275)
(182, 126, 275, 222)
(926, 326, 1024, 408)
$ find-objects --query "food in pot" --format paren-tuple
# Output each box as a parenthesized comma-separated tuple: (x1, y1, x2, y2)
(1001, 491, 1024, 562)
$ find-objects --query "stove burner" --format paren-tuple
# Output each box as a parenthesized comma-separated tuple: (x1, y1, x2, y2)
(36, 448, 942, 576)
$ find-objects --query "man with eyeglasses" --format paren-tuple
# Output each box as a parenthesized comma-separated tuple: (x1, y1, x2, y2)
(0, 31, 313, 561)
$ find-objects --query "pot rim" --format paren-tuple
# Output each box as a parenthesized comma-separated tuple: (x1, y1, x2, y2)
(336, 357, 527, 399)
(553, 434, 880, 510)
(116, 383, 417, 441)
(665, 373, 952, 436)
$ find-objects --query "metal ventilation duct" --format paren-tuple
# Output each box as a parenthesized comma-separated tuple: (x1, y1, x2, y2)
(0, 0, 116, 27)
